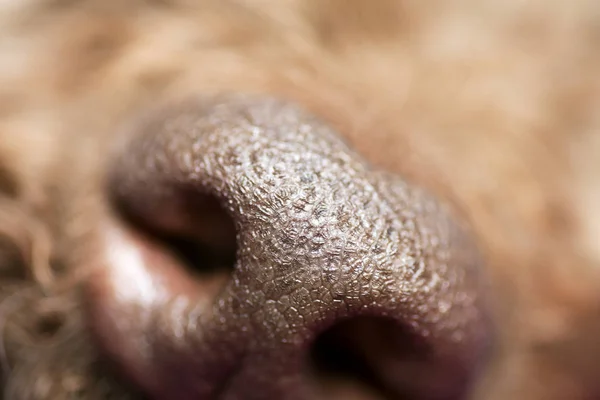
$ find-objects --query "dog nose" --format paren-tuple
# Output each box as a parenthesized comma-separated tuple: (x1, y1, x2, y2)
(85, 94, 491, 400)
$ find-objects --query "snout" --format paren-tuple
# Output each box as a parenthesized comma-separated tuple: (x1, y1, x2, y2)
(85, 94, 492, 400)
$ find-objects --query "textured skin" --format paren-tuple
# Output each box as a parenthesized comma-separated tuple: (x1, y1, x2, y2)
(86, 95, 490, 400)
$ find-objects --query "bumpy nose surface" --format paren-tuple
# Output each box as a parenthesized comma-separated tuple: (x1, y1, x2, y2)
(86, 95, 491, 400)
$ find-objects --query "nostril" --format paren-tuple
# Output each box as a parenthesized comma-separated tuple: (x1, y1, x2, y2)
(308, 316, 425, 400)
(88, 188, 240, 398)
(157, 234, 236, 279)
(112, 190, 237, 280)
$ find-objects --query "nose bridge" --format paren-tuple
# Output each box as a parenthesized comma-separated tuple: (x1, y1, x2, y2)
(121, 94, 414, 321)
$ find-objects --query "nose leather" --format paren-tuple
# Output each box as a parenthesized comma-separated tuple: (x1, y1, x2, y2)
(89, 95, 490, 400)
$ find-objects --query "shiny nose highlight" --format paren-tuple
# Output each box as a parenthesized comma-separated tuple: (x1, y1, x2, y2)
(86, 94, 491, 400)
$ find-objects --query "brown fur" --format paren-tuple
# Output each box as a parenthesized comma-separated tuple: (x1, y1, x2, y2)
(0, 0, 599, 399)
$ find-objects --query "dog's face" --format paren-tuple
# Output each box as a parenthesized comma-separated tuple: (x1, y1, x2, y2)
(0, 1, 599, 399)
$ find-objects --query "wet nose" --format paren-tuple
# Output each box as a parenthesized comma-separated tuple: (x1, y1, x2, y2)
(85, 94, 491, 400)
